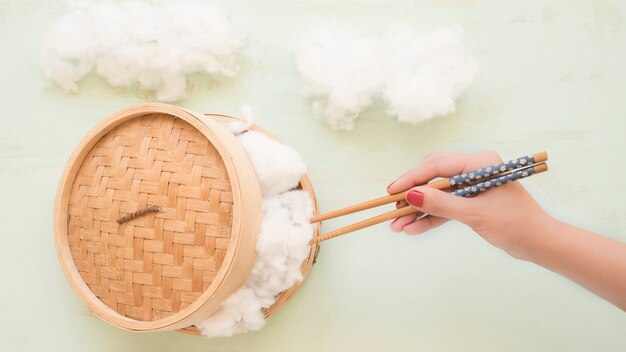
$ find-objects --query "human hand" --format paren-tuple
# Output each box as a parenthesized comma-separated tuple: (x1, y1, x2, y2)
(387, 151, 553, 260)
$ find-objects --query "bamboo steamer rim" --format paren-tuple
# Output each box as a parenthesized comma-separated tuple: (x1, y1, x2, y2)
(178, 114, 321, 336)
(54, 103, 263, 332)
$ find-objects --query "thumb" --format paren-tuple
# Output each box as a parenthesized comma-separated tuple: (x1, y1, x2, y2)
(405, 186, 473, 222)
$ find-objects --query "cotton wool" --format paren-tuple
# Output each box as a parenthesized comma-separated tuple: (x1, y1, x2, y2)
(382, 24, 478, 124)
(41, 1, 239, 102)
(196, 116, 314, 338)
(296, 23, 478, 130)
(238, 131, 307, 197)
(296, 26, 383, 130)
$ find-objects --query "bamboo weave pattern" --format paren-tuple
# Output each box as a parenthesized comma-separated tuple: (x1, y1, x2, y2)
(67, 114, 234, 321)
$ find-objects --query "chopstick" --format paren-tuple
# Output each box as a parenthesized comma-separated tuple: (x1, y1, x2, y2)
(311, 162, 548, 244)
(451, 162, 547, 196)
(310, 151, 547, 223)
(311, 205, 426, 244)
(309, 153, 548, 244)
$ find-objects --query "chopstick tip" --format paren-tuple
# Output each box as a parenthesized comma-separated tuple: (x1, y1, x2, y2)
(535, 162, 548, 173)
(535, 151, 548, 162)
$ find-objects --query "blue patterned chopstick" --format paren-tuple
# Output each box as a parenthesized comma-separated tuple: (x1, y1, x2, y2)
(448, 152, 547, 187)
(452, 163, 547, 197)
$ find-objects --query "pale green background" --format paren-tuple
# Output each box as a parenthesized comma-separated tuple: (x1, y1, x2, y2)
(1, 0, 625, 351)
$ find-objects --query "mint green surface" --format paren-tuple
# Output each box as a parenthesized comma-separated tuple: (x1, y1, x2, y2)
(1, 1, 625, 351)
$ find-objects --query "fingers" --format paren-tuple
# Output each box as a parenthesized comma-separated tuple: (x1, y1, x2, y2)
(390, 212, 418, 232)
(402, 215, 448, 235)
(405, 186, 475, 223)
(387, 151, 503, 194)
(387, 150, 504, 235)
(387, 152, 458, 194)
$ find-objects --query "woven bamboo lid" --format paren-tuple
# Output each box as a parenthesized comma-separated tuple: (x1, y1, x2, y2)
(54, 104, 262, 331)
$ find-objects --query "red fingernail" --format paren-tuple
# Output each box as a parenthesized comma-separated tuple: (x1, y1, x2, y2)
(406, 190, 424, 207)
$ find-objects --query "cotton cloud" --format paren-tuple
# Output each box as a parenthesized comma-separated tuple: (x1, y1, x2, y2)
(297, 23, 478, 130)
(41, 1, 240, 101)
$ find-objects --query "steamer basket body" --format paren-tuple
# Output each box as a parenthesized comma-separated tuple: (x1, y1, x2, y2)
(54, 104, 262, 332)
(178, 114, 321, 336)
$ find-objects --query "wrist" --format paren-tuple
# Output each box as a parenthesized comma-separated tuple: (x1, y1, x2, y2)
(520, 212, 563, 264)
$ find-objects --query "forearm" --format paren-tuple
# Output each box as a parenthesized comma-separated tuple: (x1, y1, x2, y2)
(527, 217, 626, 310)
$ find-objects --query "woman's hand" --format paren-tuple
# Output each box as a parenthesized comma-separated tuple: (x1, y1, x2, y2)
(387, 151, 552, 260)
(388, 151, 626, 310)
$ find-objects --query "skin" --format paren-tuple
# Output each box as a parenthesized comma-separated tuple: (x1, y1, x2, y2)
(388, 151, 626, 310)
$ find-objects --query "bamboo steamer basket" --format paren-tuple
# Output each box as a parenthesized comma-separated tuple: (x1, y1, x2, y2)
(54, 103, 319, 333)
(178, 114, 320, 336)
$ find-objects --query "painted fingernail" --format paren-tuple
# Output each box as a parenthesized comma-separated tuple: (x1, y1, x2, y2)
(406, 190, 424, 207)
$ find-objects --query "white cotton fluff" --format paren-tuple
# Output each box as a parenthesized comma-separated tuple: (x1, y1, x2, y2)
(296, 23, 478, 130)
(382, 24, 478, 124)
(196, 191, 314, 338)
(195, 120, 314, 338)
(238, 131, 307, 196)
(222, 106, 306, 197)
(41, 1, 239, 102)
(224, 105, 255, 135)
(296, 26, 383, 130)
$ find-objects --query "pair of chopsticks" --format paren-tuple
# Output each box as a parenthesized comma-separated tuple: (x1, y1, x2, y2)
(309, 151, 549, 244)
